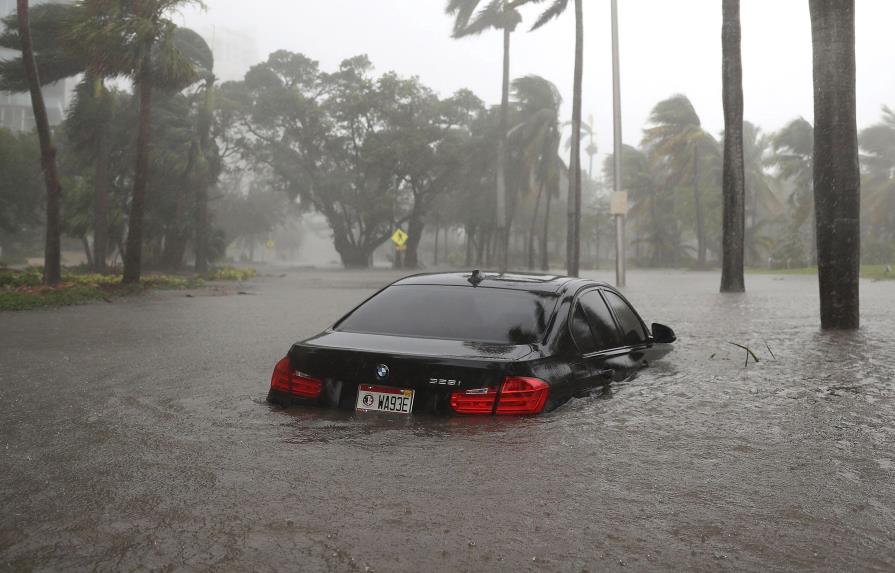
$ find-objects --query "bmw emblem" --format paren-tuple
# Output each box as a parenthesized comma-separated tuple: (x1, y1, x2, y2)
(375, 364, 389, 381)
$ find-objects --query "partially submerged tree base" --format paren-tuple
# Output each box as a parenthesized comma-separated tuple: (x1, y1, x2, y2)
(810, 0, 860, 329)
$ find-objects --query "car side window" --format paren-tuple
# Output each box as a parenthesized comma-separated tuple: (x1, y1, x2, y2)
(578, 290, 623, 351)
(570, 303, 597, 354)
(603, 291, 649, 346)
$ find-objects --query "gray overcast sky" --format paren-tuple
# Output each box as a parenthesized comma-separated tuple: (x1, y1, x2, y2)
(179, 0, 895, 169)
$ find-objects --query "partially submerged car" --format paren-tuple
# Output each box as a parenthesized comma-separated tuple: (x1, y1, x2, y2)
(268, 271, 676, 416)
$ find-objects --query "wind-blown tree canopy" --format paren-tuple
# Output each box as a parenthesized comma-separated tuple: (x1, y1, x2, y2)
(227, 51, 467, 268)
(68, 0, 205, 283)
(859, 106, 895, 256)
(769, 117, 815, 263)
(508, 75, 562, 270)
(643, 94, 719, 269)
(446, 0, 528, 272)
(527, 0, 584, 276)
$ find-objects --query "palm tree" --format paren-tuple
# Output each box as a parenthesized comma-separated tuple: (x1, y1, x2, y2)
(720, 0, 745, 292)
(75, 0, 203, 283)
(508, 75, 562, 270)
(446, 0, 528, 272)
(529, 0, 584, 277)
(12, 0, 62, 285)
(742, 121, 783, 265)
(859, 107, 895, 249)
(642, 95, 718, 269)
(768, 118, 815, 263)
(809, 0, 860, 329)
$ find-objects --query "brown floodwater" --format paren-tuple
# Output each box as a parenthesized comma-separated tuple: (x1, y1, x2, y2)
(1, 268, 893, 571)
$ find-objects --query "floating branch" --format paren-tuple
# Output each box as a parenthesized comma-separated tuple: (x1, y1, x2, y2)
(727, 342, 760, 368)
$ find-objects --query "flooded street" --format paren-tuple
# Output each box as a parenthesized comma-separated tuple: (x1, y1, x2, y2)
(1, 268, 894, 572)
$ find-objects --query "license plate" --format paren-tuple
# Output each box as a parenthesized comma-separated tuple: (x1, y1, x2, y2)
(355, 384, 414, 414)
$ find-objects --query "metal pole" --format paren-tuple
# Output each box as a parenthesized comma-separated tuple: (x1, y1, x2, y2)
(611, 0, 626, 287)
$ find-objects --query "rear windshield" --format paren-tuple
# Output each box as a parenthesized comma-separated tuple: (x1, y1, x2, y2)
(334, 285, 558, 344)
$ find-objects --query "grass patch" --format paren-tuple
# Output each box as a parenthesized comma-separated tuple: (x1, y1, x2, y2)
(0, 265, 256, 311)
(746, 265, 895, 280)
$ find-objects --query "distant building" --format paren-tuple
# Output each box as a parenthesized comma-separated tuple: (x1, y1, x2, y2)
(0, 0, 74, 132)
(203, 26, 259, 82)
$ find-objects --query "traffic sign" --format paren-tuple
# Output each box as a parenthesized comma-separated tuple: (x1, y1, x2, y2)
(391, 229, 408, 247)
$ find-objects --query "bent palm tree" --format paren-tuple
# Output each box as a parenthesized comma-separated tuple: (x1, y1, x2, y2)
(642, 95, 718, 269)
(508, 75, 562, 270)
(76, 0, 204, 284)
(768, 117, 815, 263)
(446, 0, 527, 272)
(529, 0, 584, 276)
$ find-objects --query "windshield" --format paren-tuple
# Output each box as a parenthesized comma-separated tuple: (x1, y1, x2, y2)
(334, 285, 557, 344)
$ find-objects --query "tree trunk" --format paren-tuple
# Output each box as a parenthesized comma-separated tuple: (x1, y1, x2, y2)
(566, 0, 584, 278)
(81, 235, 93, 269)
(93, 126, 109, 273)
(541, 188, 552, 271)
(404, 215, 424, 269)
(693, 146, 706, 269)
(720, 0, 746, 292)
(465, 224, 474, 267)
(194, 76, 215, 274)
(495, 26, 511, 273)
(529, 179, 545, 270)
(123, 56, 153, 284)
(433, 219, 439, 267)
(17, 0, 61, 286)
(810, 0, 860, 329)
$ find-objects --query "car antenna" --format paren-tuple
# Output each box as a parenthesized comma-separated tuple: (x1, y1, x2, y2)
(468, 269, 484, 286)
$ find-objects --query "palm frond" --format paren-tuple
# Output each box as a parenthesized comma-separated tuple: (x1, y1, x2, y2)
(530, 0, 569, 31)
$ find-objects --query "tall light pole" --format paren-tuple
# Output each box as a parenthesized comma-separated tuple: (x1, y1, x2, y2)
(610, 0, 626, 287)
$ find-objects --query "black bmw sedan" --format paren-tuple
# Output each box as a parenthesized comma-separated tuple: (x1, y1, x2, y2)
(267, 271, 676, 416)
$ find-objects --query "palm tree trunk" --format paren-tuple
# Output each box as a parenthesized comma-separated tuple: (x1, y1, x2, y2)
(541, 188, 552, 271)
(810, 0, 860, 329)
(566, 0, 584, 278)
(433, 218, 440, 267)
(720, 0, 746, 292)
(123, 56, 153, 284)
(529, 179, 545, 269)
(93, 123, 109, 273)
(194, 76, 215, 274)
(495, 26, 511, 272)
(693, 146, 706, 269)
(17, 0, 61, 286)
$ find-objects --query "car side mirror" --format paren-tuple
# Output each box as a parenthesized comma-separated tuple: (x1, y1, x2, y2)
(651, 323, 676, 344)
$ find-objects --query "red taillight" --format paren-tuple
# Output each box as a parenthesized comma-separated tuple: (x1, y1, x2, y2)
(270, 356, 323, 399)
(450, 386, 497, 414)
(495, 377, 549, 415)
(450, 377, 549, 415)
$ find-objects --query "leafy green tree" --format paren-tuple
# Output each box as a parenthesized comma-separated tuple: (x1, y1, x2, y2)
(642, 95, 719, 268)
(0, 128, 42, 248)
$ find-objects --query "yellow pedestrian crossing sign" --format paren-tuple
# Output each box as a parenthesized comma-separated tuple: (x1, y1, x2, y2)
(391, 229, 408, 248)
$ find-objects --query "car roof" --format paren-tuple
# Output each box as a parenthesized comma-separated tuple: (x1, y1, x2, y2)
(391, 271, 609, 295)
